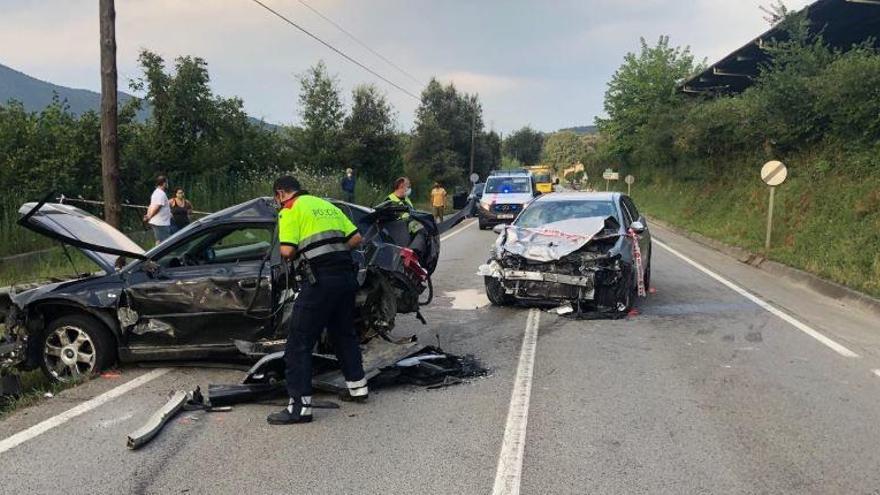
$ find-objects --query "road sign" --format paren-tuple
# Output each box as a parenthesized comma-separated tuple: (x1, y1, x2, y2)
(625, 174, 634, 195)
(469, 173, 479, 184)
(761, 160, 787, 186)
(760, 160, 787, 251)
(602, 169, 619, 191)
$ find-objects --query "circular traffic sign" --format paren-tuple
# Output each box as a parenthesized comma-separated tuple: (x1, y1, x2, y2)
(761, 160, 787, 186)
(469, 173, 479, 184)
(625, 175, 635, 185)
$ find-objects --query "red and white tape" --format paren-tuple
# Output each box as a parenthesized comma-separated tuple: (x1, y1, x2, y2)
(629, 229, 646, 297)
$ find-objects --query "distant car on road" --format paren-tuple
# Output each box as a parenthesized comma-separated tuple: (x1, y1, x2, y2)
(477, 170, 540, 230)
(478, 192, 651, 313)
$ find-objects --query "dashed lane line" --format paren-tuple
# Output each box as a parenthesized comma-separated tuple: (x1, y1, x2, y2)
(654, 238, 859, 358)
(0, 368, 171, 456)
(492, 308, 541, 495)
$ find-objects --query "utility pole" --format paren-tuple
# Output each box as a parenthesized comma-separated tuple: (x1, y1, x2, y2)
(469, 98, 477, 177)
(99, 0, 121, 228)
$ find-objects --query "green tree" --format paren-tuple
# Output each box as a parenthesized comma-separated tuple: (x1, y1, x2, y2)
(542, 131, 584, 172)
(502, 126, 543, 165)
(407, 79, 490, 191)
(342, 84, 401, 185)
(597, 36, 701, 158)
(297, 61, 345, 171)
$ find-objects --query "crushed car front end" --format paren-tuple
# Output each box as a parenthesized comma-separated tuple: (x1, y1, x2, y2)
(479, 216, 638, 312)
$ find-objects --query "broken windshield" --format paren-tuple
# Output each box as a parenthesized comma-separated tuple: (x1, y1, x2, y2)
(515, 200, 617, 229)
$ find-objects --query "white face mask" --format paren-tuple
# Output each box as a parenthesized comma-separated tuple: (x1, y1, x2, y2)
(405, 187, 412, 197)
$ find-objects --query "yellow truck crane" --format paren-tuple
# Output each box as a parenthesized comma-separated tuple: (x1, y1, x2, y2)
(526, 165, 554, 194)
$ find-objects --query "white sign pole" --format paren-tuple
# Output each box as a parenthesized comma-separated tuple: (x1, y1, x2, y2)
(760, 160, 787, 252)
(765, 186, 775, 251)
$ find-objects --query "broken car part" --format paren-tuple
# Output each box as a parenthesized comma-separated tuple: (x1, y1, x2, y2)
(126, 390, 189, 450)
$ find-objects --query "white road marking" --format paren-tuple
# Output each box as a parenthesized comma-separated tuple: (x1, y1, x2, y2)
(0, 368, 170, 455)
(654, 238, 859, 358)
(872, 369, 880, 378)
(440, 218, 476, 242)
(492, 308, 540, 495)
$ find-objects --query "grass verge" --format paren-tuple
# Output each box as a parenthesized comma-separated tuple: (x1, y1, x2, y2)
(630, 151, 880, 298)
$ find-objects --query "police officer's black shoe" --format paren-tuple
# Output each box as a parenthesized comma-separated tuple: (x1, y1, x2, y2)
(267, 397, 313, 425)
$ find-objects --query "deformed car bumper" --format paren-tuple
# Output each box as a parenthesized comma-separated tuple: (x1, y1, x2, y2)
(479, 260, 597, 302)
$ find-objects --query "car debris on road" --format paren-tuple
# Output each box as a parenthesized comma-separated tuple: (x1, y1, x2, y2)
(126, 344, 488, 449)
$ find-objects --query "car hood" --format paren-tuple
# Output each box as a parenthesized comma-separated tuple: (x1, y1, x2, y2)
(480, 192, 534, 206)
(19, 201, 146, 273)
(499, 216, 619, 262)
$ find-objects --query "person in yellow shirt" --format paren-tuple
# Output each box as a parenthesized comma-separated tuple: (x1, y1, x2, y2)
(430, 182, 447, 222)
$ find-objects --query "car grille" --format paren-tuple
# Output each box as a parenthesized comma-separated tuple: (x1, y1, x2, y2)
(493, 204, 522, 213)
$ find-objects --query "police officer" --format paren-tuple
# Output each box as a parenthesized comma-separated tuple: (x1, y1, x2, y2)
(388, 176, 414, 208)
(268, 175, 368, 425)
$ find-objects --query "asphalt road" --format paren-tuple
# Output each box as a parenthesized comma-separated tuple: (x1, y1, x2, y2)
(2, 218, 880, 494)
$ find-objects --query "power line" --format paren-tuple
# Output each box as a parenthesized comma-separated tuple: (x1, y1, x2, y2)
(249, 0, 420, 100)
(296, 0, 423, 86)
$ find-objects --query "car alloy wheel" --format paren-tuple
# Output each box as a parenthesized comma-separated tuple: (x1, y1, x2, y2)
(44, 325, 97, 381)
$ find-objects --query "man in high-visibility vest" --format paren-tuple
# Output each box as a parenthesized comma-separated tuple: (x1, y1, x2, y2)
(267, 175, 368, 425)
(387, 176, 414, 209)
(386, 176, 429, 258)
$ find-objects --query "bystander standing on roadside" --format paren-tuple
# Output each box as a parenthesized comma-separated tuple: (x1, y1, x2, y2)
(341, 168, 356, 203)
(169, 188, 193, 234)
(430, 181, 447, 222)
(144, 176, 172, 244)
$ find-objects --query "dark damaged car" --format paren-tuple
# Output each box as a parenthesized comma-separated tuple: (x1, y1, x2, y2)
(478, 192, 651, 313)
(0, 196, 439, 382)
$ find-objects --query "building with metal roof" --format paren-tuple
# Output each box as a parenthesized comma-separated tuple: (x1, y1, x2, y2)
(680, 0, 880, 95)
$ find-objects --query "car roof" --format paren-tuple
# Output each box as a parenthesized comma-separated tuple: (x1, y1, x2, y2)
(488, 170, 531, 177)
(534, 191, 619, 202)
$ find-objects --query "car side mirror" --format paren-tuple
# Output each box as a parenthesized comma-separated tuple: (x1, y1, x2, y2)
(629, 220, 646, 233)
(492, 224, 507, 235)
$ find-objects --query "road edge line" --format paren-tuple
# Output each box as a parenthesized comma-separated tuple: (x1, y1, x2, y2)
(0, 368, 171, 455)
(440, 218, 476, 242)
(654, 238, 859, 358)
(492, 308, 540, 495)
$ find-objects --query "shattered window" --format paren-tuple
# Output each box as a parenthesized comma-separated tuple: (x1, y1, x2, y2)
(514, 200, 618, 228)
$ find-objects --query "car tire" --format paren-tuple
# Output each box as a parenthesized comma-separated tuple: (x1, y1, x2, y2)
(485, 276, 513, 306)
(643, 246, 652, 290)
(39, 314, 116, 383)
(478, 218, 488, 230)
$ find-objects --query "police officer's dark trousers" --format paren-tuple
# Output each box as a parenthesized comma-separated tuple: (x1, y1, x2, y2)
(284, 268, 365, 399)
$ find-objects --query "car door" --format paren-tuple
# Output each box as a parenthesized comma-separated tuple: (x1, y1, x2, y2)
(122, 224, 275, 352)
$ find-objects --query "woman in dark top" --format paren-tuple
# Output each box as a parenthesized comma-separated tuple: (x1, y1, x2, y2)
(169, 188, 193, 234)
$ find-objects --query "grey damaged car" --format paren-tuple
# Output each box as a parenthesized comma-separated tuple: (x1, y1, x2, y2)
(0, 196, 440, 383)
(478, 192, 651, 313)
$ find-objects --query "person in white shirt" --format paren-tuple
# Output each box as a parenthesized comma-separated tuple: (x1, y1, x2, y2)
(144, 175, 172, 243)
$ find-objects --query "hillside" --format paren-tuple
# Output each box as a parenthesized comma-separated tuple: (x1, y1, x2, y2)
(557, 125, 597, 135)
(0, 62, 149, 120)
(0, 62, 274, 128)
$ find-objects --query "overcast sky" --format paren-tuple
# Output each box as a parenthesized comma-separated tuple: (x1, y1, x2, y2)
(0, 0, 812, 133)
